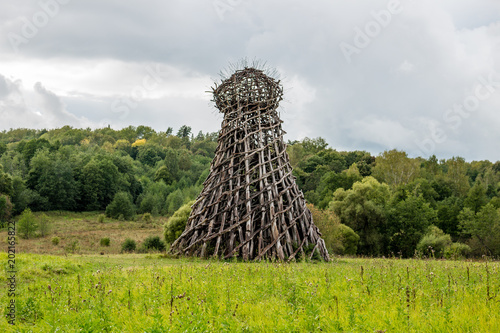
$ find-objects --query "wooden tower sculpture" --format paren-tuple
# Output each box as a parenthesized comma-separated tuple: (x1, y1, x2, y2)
(170, 66, 329, 261)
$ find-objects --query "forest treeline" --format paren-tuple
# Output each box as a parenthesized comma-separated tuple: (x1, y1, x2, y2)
(1, 126, 499, 258)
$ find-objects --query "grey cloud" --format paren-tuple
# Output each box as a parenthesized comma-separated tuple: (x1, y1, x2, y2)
(33, 81, 89, 128)
(1, 1, 500, 160)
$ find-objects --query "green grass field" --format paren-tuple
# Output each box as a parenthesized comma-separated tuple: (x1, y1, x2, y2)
(1, 253, 499, 332)
(1, 213, 499, 332)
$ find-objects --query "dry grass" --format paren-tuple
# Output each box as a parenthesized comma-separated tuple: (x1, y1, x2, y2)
(1, 211, 166, 255)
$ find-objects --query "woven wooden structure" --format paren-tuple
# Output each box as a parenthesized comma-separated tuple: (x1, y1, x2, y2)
(170, 67, 329, 261)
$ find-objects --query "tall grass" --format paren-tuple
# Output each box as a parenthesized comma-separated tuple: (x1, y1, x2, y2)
(1, 253, 499, 332)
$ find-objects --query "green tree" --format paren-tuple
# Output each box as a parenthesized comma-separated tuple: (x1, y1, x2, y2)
(27, 150, 77, 211)
(0, 194, 13, 225)
(436, 196, 463, 239)
(444, 157, 470, 197)
(0, 165, 13, 196)
(80, 157, 119, 210)
(287, 142, 306, 169)
(164, 148, 180, 181)
(464, 183, 489, 214)
(136, 125, 156, 140)
(176, 125, 192, 148)
(459, 203, 500, 256)
(17, 208, 37, 239)
(105, 191, 136, 220)
(155, 166, 174, 185)
(165, 189, 185, 216)
(139, 192, 164, 215)
(301, 137, 328, 154)
(0, 142, 7, 157)
(329, 177, 391, 255)
(423, 155, 440, 176)
(316, 164, 362, 208)
(387, 195, 437, 257)
(20, 138, 52, 164)
(372, 149, 420, 188)
(10, 176, 28, 214)
(137, 144, 165, 167)
(178, 151, 192, 171)
(392, 178, 439, 208)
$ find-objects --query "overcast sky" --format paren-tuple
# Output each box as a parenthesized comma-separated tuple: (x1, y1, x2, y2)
(1, 0, 499, 161)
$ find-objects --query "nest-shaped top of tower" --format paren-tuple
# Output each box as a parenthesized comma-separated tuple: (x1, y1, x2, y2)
(212, 67, 283, 113)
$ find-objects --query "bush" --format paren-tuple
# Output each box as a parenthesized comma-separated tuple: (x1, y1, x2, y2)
(121, 238, 136, 252)
(97, 214, 105, 223)
(105, 191, 136, 220)
(141, 235, 166, 252)
(416, 226, 452, 257)
(308, 204, 342, 254)
(100, 237, 110, 247)
(17, 208, 37, 239)
(164, 201, 194, 244)
(142, 213, 153, 223)
(444, 242, 471, 259)
(338, 224, 360, 255)
(51, 236, 60, 246)
(308, 204, 359, 255)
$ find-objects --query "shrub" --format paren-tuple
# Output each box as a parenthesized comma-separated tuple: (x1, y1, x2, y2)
(105, 192, 136, 220)
(97, 214, 105, 223)
(17, 208, 37, 239)
(142, 213, 153, 223)
(141, 235, 166, 252)
(51, 236, 60, 246)
(164, 201, 194, 244)
(121, 238, 136, 252)
(416, 226, 452, 257)
(444, 242, 471, 259)
(338, 224, 360, 255)
(308, 204, 359, 255)
(308, 204, 342, 253)
(100, 237, 110, 247)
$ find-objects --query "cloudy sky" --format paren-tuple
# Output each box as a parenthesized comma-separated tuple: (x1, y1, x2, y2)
(1, 0, 499, 161)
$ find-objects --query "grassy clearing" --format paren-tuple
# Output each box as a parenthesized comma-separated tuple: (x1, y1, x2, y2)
(0, 211, 164, 255)
(1, 253, 499, 332)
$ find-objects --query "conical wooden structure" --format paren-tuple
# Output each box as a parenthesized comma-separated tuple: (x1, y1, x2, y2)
(170, 67, 329, 261)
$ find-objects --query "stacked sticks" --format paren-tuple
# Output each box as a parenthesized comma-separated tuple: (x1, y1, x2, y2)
(170, 67, 329, 261)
